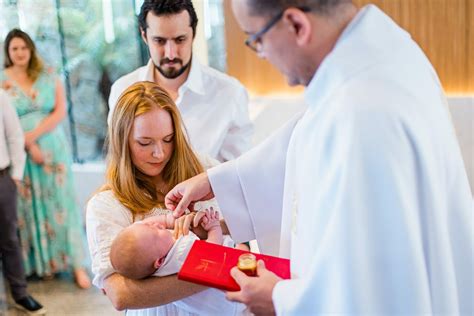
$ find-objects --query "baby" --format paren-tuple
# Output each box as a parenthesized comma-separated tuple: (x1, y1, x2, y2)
(110, 208, 224, 279)
(110, 208, 247, 315)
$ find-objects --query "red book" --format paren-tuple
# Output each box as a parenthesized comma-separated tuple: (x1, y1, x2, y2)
(178, 240, 291, 291)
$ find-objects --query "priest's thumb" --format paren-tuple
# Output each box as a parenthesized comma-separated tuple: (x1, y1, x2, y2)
(172, 199, 189, 218)
(229, 266, 247, 286)
(256, 260, 267, 276)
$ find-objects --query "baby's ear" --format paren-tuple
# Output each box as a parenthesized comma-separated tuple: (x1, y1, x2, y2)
(154, 257, 165, 269)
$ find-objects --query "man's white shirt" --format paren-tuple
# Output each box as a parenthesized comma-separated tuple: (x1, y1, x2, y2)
(108, 58, 253, 161)
(0, 89, 25, 180)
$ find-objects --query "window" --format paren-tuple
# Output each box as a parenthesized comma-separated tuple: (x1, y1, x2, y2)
(1, 0, 229, 162)
(1, 0, 144, 162)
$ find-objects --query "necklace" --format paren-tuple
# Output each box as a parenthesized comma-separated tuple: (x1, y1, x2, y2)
(157, 186, 167, 195)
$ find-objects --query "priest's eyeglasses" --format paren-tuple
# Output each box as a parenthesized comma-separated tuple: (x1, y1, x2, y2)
(244, 7, 311, 53)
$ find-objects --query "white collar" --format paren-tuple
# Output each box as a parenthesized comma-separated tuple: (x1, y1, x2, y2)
(142, 58, 205, 96)
(142, 59, 155, 82)
(179, 57, 205, 96)
(304, 5, 394, 107)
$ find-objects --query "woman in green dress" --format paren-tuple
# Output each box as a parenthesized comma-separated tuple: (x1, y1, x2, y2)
(1, 29, 90, 288)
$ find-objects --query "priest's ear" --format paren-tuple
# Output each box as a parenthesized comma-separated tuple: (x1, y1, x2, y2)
(282, 7, 312, 47)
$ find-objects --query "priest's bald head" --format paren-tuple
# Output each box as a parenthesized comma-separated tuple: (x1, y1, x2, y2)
(246, 0, 353, 16)
(231, 0, 357, 86)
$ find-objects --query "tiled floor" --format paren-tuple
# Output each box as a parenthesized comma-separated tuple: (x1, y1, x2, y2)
(1, 273, 122, 315)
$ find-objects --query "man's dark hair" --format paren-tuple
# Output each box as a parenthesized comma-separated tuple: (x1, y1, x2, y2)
(247, 0, 352, 17)
(138, 0, 198, 37)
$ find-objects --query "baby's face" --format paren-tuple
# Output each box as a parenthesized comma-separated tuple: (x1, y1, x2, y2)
(135, 221, 175, 260)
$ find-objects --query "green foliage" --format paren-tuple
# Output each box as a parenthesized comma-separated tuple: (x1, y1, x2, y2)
(59, 2, 141, 81)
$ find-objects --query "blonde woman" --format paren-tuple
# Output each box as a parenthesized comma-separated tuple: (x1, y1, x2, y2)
(86, 81, 238, 315)
(1, 28, 90, 288)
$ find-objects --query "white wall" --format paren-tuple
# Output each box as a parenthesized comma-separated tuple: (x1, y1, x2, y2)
(192, 0, 209, 66)
(447, 97, 474, 193)
(72, 162, 106, 215)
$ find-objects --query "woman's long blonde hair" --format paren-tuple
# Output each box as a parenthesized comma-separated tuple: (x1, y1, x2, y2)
(104, 81, 204, 215)
(3, 28, 44, 82)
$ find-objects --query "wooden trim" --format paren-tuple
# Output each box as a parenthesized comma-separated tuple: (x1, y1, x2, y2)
(223, 0, 304, 95)
(225, 0, 473, 95)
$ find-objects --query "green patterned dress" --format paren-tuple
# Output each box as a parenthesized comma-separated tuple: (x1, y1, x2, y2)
(0, 71, 88, 276)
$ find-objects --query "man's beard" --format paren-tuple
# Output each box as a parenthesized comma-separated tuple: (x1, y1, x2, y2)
(155, 58, 190, 79)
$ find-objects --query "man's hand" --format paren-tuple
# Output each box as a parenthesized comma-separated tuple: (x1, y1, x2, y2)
(226, 260, 281, 316)
(165, 172, 215, 218)
(13, 179, 22, 189)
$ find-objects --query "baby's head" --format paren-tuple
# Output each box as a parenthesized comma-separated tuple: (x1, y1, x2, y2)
(110, 221, 175, 279)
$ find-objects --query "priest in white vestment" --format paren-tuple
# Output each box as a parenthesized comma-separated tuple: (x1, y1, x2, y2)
(166, 1, 473, 315)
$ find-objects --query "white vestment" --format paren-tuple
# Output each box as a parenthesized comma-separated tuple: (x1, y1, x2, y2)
(209, 5, 473, 315)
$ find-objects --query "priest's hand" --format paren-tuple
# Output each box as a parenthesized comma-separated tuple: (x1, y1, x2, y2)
(226, 260, 281, 316)
(165, 172, 215, 218)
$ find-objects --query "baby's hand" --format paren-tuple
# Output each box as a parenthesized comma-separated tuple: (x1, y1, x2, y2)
(197, 207, 220, 231)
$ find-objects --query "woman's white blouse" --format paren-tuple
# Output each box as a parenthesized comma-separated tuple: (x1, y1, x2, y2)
(86, 190, 172, 288)
(86, 190, 246, 316)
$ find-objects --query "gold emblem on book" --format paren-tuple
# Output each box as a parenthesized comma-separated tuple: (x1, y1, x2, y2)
(195, 252, 227, 277)
(195, 259, 215, 272)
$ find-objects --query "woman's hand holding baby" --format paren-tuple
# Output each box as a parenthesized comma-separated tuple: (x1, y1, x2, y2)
(173, 211, 198, 239)
(172, 207, 223, 240)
